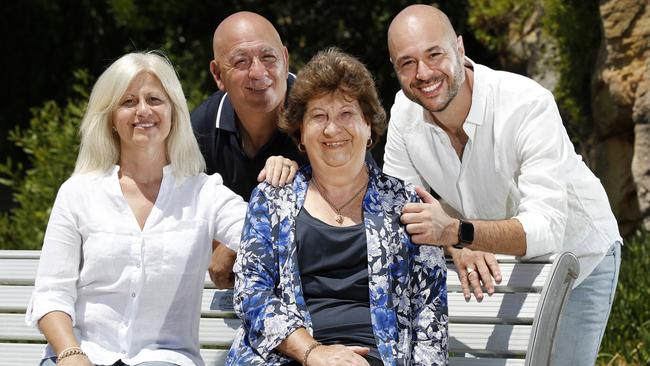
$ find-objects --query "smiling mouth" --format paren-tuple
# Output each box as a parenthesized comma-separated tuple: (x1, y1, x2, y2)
(323, 141, 348, 148)
(133, 122, 156, 129)
(418, 79, 443, 95)
(247, 85, 271, 92)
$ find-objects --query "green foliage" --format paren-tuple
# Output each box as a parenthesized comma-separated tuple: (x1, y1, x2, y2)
(541, 0, 601, 144)
(0, 71, 89, 249)
(597, 232, 650, 365)
(467, 0, 535, 53)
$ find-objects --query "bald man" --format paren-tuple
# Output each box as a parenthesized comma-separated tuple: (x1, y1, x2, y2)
(191, 12, 306, 288)
(384, 5, 621, 365)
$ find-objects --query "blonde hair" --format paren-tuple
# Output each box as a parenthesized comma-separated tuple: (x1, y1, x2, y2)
(73, 51, 205, 177)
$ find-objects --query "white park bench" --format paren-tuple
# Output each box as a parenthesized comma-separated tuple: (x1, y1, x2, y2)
(0, 250, 578, 366)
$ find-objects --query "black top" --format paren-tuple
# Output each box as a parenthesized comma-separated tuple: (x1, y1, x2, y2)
(190, 75, 306, 200)
(295, 208, 380, 360)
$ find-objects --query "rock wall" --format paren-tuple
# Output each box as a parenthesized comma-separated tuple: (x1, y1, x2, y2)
(592, 0, 650, 233)
(486, 0, 650, 235)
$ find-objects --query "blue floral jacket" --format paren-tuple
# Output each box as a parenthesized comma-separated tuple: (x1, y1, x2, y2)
(226, 164, 448, 365)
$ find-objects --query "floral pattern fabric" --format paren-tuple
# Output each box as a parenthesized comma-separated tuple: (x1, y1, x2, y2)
(226, 163, 448, 365)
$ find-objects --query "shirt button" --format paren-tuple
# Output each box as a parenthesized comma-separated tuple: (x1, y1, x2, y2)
(136, 262, 141, 268)
(131, 292, 136, 298)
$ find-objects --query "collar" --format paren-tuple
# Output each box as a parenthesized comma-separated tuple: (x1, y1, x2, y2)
(464, 57, 486, 127)
(215, 73, 296, 132)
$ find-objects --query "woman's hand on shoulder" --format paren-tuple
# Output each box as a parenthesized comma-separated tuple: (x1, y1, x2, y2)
(257, 155, 298, 187)
(57, 354, 95, 366)
(307, 344, 371, 366)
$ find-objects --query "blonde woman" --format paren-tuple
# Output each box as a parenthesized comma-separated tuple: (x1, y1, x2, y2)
(27, 52, 247, 366)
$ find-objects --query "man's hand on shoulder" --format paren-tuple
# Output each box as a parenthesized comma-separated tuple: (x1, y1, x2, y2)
(258, 155, 298, 187)
(401, 186, 459, 246)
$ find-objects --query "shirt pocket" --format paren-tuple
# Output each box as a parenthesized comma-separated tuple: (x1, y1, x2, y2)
(78, 223, 133, 286)
(161, 219, 210, 276)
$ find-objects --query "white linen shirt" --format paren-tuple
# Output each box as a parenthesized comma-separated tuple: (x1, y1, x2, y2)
(383, 59, 621, 286)
(26, 165, 247, 366)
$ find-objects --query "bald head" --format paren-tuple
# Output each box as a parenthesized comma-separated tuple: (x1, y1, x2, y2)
(213, 11, 283, 60)
(388, 5, 458, 62)
(386, 5, 468, 115)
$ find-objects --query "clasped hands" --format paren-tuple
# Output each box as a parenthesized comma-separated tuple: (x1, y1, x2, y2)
(402, 186, 502, 301)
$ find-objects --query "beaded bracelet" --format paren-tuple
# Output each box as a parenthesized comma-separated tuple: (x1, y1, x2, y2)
(301, 342, 323, 366)
(56, 346, 86, 364)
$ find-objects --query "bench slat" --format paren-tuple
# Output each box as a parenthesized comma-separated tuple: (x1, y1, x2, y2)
(0, 313, 531, 354)
(0, 258, 552, 292)
(0, 259, 39, 285)
(4, 286, 540, 325)
(0, 343, 45, 366)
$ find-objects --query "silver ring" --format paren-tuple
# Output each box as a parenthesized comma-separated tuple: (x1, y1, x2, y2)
(466, 267, 474, 276)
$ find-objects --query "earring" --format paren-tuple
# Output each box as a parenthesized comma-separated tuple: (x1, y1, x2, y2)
(298, 143, 306, 152)
(366, 137, 373, 148)
(112, 126, 117, 132)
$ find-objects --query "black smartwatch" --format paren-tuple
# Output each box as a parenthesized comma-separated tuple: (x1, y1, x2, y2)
(453, 219, 474, 249)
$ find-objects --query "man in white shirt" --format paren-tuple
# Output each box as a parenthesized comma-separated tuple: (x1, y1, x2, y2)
(384, 5, 622, 365)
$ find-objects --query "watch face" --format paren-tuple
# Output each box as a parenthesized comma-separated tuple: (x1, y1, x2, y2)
(460, 221, 474, 243)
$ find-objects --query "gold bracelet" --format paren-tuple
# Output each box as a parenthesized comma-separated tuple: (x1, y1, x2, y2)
(56, 346, 86, 364)
(301, 342, 323, 366)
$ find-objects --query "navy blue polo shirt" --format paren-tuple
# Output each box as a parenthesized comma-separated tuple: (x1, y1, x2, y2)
(190, 75, 306, 201)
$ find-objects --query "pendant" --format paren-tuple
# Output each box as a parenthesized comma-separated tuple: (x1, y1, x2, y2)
(335, 215, 344, 225)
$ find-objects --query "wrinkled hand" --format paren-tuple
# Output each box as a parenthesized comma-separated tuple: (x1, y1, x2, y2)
(401, 186, 457, 246)
(58, 354, 94, 366)
(209, 240, 236, 289)
(307, 345, 370, 366)
(257, 155, 298, 187)
(450, 247, 502, 301)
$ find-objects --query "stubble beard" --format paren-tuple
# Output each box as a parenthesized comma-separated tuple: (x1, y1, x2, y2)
(404, 60, 465, 113)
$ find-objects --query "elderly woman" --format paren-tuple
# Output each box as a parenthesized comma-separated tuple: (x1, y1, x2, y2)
(26, 52, 248, 366)
(227, 48, 448, 366)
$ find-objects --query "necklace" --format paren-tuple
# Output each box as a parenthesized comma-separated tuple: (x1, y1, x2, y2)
(311, 169, 368, 225)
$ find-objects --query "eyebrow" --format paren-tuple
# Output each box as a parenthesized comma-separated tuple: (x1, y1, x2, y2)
(395, 45, 444, 64)
(229, 46, 279, 58)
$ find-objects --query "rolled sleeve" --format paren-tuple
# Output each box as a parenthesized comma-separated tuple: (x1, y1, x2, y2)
(512, 91, 569, 259)
(26, 183, 81, 327)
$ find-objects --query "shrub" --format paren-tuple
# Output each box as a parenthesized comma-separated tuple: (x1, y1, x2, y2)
(0, 71, 88, 249)
(597, 231, 650, 365)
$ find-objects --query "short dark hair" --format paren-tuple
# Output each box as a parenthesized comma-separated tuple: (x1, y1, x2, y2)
(280, 47, 386, 149)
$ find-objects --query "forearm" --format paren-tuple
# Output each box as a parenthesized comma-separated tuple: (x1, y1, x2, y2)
(470, 218, 526, 256)
(37, 311, 80, 354)
(276, 328, 317, 362)
(443, 218, 526, 256)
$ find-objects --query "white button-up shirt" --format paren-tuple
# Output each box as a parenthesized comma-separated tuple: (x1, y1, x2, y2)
(26, 165, 247, 365)
(384, 60, 621, 285)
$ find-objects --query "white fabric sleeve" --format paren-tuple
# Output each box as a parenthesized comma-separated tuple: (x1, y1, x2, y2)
(212, 184, 247, 251)
(383, 96, 429, 189)
(26, 180, 81, 327)
(512, 91, 569, 259)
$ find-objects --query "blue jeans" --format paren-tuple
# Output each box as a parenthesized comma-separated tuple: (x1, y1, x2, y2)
(552, 241, 621, 366)
(40, 358, 178, 366)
